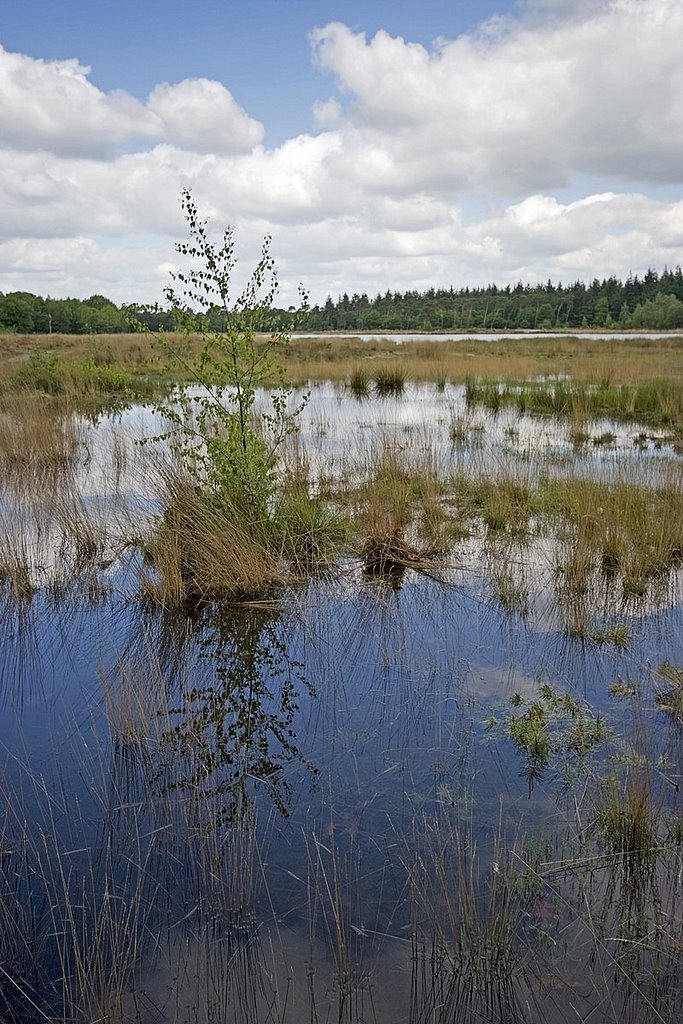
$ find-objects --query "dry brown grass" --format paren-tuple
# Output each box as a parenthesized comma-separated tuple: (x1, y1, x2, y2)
(139, 465, 285, 608)
(3, 332, 682, 388)
(0, 331, 166, 372)
(0, 395, 82, 473)
(288, 334, 683, 387)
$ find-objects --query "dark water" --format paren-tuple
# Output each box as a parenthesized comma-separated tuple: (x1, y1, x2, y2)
(1, 568, 681, 1022)
(0, 386, 682, 1023)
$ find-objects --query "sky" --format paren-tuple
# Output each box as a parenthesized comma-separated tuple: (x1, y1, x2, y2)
(1, 0, 682, 308)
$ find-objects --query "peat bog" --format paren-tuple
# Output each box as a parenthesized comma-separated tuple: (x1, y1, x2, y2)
(0, 334, 682, 1023)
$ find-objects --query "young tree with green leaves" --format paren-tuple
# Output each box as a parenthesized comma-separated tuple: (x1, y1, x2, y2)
(152, 190, 308, 523)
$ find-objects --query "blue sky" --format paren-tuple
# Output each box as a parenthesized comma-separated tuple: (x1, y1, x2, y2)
(1, 0, 507, 144)
(1, 0, 682, 306)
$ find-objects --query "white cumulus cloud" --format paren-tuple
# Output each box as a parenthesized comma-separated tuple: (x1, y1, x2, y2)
(312, 97, 343, 128)
(0, 44, 263, 158)
(310, 1, 683, 194)
(0, 45, 152, 157)
(147, 79, 264, 153)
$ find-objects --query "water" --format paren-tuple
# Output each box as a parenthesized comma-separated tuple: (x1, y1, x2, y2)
(0, 384, 682, 1022)
(293, 330, 683, 343)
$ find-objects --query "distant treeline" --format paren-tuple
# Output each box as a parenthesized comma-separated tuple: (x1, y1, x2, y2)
(306, 267, 683, 331)
(0, 293, 135, 335)
(2, 267, 683, 334)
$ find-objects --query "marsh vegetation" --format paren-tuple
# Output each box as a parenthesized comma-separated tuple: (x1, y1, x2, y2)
(0, 356, 681, 1022)
(1, 214, 682, 1020)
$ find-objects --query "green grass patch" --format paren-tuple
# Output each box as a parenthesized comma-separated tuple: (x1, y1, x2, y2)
(465, 377, 683, 432)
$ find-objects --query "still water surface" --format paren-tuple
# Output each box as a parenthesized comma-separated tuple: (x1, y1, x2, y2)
(0, 383, 681, 1022)
(293, 329, 683, 343)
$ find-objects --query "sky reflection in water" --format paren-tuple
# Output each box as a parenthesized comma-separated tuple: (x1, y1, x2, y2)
(0, 383, 682, 1022)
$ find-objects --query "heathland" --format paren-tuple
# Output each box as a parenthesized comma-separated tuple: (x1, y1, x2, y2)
(1, 220, 682, 1022)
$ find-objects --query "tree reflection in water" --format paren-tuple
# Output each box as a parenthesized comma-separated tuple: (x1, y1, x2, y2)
(152, 600, 316, 819)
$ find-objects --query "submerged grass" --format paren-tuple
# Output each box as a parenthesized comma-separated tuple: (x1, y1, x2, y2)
(487, 684, 607, 796)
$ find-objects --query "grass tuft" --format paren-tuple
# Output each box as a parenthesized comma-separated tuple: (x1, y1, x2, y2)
(348, 366, 370, 398)
(140, 465, 284, 607)
(0, 396, 82, 476)
(655, 662, 683, 727)
(373, 365, 406, 396)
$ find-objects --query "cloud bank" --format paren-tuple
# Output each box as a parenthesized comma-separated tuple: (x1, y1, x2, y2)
(0, 0, 681, 306)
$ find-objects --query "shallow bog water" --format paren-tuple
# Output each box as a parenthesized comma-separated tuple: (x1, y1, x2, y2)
(0, 383, 682, 1023)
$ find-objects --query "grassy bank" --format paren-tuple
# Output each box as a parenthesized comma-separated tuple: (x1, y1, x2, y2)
(2, 330, 682, 388)
(0, 343, 159, 407)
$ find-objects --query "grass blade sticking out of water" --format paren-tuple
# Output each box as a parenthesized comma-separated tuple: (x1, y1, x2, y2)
(465, 377, 683, 434)
(0, 537, 36, 602)
(75, 772, 257, 1021)
(485, 540, 530, 617)
(580, 747, 683, 1023)
(404, 816, 536, 1024)
(348, 366, 370, 399)
(594, 771, 659, 896)
(300, 820, 396, 1024)
(354, 436, 447, 582)
(0, 396, 83, 481)
(49, 483, 108, 582)
(271, 437, 349, 574)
